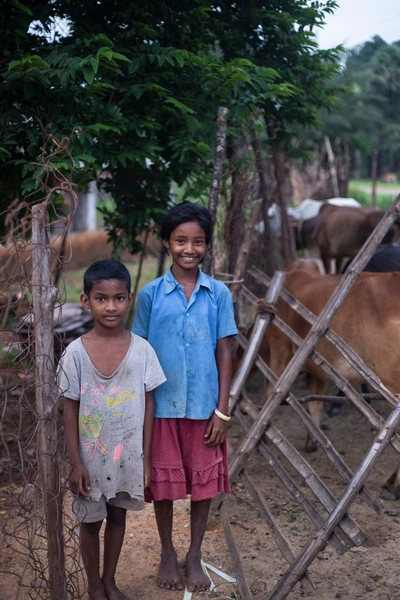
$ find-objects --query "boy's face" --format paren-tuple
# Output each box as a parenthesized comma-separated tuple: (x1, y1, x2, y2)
(81, 279, 133, 330)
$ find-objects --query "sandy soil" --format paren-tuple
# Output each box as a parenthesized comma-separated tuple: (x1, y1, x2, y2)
(2, 377, 400, 600)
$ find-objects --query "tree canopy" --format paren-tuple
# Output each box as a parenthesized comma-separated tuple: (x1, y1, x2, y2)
(316, 36, 400, 175)
(1, 0, 341, 246)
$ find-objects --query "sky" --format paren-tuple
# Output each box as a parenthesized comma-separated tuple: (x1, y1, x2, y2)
(316, 0, 400, 50)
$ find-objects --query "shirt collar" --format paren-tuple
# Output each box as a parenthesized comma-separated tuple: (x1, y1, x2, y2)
(163, 267, 212, 294)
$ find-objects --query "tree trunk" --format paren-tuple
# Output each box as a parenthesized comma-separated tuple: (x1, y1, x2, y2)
(203, 106, 228, 276)
(274, 149, 295, 266)
(224, 137, 251, 274)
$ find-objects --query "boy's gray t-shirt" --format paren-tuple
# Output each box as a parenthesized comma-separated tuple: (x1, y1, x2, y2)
(58, 333, 166, 505)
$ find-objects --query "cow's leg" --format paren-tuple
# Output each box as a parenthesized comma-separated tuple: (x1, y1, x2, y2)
(335, 257, 343, 274)
(381, 467, 400, 501)
(305, 379, 325, 453)
(320, 252, 331, 275)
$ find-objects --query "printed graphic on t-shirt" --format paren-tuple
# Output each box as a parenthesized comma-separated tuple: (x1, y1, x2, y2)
(79, 382, 137, 464)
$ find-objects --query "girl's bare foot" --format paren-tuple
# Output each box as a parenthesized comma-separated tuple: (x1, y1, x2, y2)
(158, 548, 184, 590)
(186, 550, 210, 593)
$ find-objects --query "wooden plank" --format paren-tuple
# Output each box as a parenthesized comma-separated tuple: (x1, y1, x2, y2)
(235, 409, 348, 555)
(240, 471, 315, 592)
(219, 504, 255, 600)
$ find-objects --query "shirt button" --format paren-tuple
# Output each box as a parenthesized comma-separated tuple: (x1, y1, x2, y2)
(186, 343, 190, 347)
(186, 312, 189, 317)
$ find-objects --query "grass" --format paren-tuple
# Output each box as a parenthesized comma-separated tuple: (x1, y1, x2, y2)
(348, 179, 398, 211)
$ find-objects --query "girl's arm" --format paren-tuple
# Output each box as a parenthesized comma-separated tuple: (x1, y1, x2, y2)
(205, 336, 232, 447)
(143, 390, 155, 488)
(64, 397, 90, 496)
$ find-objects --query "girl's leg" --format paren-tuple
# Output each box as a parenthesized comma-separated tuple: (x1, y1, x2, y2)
(102, 504, 130, 600)
(186, 499, 211, 592)
(80, 520, 107, 600)
(153, 500, 183, 590)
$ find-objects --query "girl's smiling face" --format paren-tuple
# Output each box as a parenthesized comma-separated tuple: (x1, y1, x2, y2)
(164, 220, 207, 273)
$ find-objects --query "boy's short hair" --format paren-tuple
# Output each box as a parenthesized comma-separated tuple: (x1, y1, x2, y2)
(83, 260, 131, 296)
(160, 202, 213, 247)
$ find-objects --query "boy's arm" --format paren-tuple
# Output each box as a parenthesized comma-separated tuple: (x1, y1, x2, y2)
(205, 336, 232, 447)
(143, 390, 154, 488)
(64, 397, 90, 496)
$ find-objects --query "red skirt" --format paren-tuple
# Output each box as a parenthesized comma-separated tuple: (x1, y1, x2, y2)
(145, 418, 231, 502)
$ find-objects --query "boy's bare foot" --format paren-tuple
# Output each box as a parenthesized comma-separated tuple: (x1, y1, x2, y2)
(102, 580, 131, 600)
(158, 548, 184, 590)
(88, 584, 108, 600)
(186, 551, 210, 593)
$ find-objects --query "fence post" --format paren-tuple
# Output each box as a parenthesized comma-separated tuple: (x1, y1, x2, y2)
(32, 203, 66, 599)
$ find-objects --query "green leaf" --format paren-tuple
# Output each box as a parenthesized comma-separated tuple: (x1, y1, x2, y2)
(83, 65, 95, 85)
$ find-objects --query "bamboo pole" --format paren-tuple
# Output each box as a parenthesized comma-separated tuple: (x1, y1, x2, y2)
(268, 403, 400, 600)
(248, 267, 398, 408)
(229, 271, 285, 410)
(32, 204, 66, 599)
(219, 505, 254, 600)
(235, 409, 347, 555)
(240, 471, 315, 592)
(240, 397, 364, 545)
(228, 194, 400, 483)
(237, 340, 381, 514)
(371, 149, 378, 207)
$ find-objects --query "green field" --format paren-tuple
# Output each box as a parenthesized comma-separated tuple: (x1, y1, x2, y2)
(348, 179, 399, 211)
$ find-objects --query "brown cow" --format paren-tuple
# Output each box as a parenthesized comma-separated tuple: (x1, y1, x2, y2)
(313, 204, 395, 274)
(263, 262, 400, 499)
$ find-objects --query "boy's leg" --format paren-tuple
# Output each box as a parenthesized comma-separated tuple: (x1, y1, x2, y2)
(80, 520, 107, 600)
(102, 504, 131, 600)
(153, 500, 183, 590)
(186, 499, 211, 593)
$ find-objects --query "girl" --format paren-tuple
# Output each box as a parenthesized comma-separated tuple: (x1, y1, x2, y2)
(132, 202, 237, 593)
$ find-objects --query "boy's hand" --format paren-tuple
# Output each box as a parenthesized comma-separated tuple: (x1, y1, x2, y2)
(144, 458, 151, 489)
(204, 414, 228, 447)
(68, 463, 90, 497)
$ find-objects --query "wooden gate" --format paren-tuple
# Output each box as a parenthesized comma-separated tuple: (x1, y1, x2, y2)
(215, 194, 400, 599)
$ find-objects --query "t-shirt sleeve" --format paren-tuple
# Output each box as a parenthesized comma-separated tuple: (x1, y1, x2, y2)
(217, 284, 238, 339)
(131, 287, 152, 338)
(57, 345, 81, 401)
(144, 342, 167, 392)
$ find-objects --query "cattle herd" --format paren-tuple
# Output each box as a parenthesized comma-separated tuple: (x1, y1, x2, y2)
(245, 200, 400, 501)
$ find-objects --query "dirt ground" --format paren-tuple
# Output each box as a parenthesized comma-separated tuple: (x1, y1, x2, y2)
(3, 377, 400, 600)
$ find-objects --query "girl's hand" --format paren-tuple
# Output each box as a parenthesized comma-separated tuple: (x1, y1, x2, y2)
(144, 458, 151, 488)
(204, 413, 228, 447)
(68, 463, 90, 497)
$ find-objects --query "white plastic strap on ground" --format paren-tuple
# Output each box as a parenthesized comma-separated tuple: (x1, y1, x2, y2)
(183, 560, 236, 600)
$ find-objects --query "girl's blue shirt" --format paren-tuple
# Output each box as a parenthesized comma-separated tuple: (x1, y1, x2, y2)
(132, 267, 238, 419)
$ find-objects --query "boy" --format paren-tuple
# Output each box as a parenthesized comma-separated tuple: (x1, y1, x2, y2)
(59, 260, 166, 600)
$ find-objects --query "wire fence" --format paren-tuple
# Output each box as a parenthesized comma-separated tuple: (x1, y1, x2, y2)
(0, 129, 88, 599)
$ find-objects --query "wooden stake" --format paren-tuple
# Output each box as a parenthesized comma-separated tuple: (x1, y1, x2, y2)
(32, 203, 66, 600)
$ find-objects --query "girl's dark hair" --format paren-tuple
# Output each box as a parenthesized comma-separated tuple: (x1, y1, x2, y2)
(160, 202, 213, 246)
(83, 260, 131, 296)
